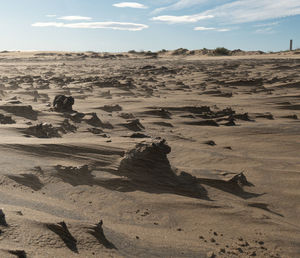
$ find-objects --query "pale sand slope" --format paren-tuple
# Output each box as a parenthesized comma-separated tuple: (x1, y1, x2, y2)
(0, 51, 299, 257)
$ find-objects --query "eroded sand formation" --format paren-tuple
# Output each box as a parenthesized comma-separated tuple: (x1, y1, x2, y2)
(0, 50, 299, 257)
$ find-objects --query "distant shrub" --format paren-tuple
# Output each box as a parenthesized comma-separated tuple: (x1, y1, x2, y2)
(158, 49, 168, 54)
(128, 50, 136, 54)
(202, 48, 209, 54)
(145, 51, 158, 56)
(213, 47, 231, 56)
(172, 48, 189, 55)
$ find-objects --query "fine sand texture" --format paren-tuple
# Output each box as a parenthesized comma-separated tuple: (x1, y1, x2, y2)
(0, 50, 299, 257)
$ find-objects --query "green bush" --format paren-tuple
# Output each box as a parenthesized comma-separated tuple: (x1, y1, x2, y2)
(213, 47, 231, 56)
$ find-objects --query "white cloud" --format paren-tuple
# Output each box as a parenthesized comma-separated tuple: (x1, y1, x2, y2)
(32, 21, 148, 31)
(58, 16, 92, 21)
(194, 26, 230, 31)
(153, 0, 212, 13)
(46, 14, 57, 18)
(254, 21, 279, 27)
(194, 26, 215, 30)
(253, 21, 279, 34)
(201, 0, 300, 24)
(113, 2, 148, 9)
(255, 27, 275, 34)
(152, 0, 300, 26)
(151, 14, 213, 23)
(217, 28, 230, 32)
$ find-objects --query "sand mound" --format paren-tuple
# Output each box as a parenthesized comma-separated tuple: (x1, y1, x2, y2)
(88, 127, 104, 135)
(129, 133, 151, 138)
(282, 114, 298, 119)
(84, 113, 113, 129)
(229, 172, 254, 187)
(231, 112, 253, 121)
(24, 123, 61, 138)
(142, 108, 171, 119)
(0, 105, 38, 120)
(153, 121, 173, 127)
(166, 105, 211, 114)
(167, 105, 236, 120)
(59, 119, 77, 133)
(204, 140, 216, 146)
(46, 221, 78, 253)
(97, 104, 122, 112)
(0, 249, 27, 258)
(184, 119, 219, 126)
(165, 105, 258, 126)
(23, 119, 77, 138)
(118, 139, 172, 181)
(0, 114, 15, 124)
(119, 113, 135, 119)
(198, 172, 258, 199)
(118, 139, 204, 198)
(224, 78, 263, 87)
(53, 95, 74, 112)
(121, 119, 145, 131)
(0, 209, 8, 226)
(86, 220, 116, 249)
(53, 165, 90, 182)
(65, 112, 86, 123)
(6, 173, 43, 191)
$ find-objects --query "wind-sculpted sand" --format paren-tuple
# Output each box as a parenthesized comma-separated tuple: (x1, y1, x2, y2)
(0, 50, 299, 257)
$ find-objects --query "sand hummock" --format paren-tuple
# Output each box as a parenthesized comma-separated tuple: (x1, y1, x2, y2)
(0, 50, 299, 257)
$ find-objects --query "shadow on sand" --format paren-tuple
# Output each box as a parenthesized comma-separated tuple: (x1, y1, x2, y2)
(51, 140, 261, 201)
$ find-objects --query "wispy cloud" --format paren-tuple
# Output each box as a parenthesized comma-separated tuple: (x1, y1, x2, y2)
(253, 21, 279, 34)
(201, 0, 300, 24)
(194, 26, 215, 31)
(46, 14, 57, 18)
(151, 14, 213, 23)
(153, 0, 211, 14)
(218, 28, 230, 32)
(58, 16, 92, 21)
(255, 27, 275, 34)
(113, 2, 148, 9)
(194, 26, 230, 31)
(254, 21, 279, 27)
(32, 21, 148, 31)
(152, 0, 300, 26)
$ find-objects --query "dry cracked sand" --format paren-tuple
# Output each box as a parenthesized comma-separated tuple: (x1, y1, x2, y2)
(0, 50, 299, 257)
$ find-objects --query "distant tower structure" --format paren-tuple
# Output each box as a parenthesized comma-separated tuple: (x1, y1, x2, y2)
(290, 39, 293, 51)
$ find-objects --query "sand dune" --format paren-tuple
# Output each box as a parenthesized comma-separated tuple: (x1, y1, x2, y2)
(0, 50, 299, 257)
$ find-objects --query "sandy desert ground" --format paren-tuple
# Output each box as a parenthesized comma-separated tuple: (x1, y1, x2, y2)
(0, 50, 299, 257)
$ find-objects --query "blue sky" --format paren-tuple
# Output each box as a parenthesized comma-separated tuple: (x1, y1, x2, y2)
(0, 0, 300, 52)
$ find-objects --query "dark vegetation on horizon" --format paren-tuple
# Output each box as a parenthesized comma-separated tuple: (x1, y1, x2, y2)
(1, 47, 300, 58)
(127, 47, 266, 57)
(127, 47, 300, 56)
